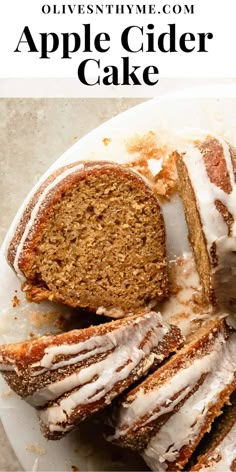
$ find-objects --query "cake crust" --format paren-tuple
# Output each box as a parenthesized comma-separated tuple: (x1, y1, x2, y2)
(108, 318, 236, 471)
(175, 137, 236, 311)
(7, 161, 168, 313)
(191, 393, 236, 471)
(0, 312, 182, 439)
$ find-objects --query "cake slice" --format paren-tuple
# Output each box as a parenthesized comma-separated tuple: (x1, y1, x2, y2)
(190, 393, 236, 471)
(0, 311, 182, 439)
(7, 161, 168, 315)
(108, 318, 236, 471)
(174, 137, 236, 312)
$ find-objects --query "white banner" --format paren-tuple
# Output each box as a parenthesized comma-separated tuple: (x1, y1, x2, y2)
(0, 0, 235, 95)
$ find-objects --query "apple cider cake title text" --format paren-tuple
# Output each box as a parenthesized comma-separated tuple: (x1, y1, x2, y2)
(14, 3, 213, 86)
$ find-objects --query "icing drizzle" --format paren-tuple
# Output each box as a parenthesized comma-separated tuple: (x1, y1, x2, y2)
(13, 163, 85, 276)
(0, 312, 177, 435)
(142, 331, 236, 470)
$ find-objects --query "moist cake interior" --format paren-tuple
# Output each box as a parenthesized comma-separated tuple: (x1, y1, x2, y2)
(23, 168, 167, 311)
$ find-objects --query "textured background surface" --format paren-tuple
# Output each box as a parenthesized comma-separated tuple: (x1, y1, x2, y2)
(0, 98, 144, 471)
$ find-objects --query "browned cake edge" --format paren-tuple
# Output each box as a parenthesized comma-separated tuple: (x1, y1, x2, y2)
(0, 312, 180, 366)
(174, 139, 236, 308)
(190, 393, 236, 471)
(42, 322, 182, 440)
(174, 150, 215, 305)
(174, 384, 236, 471)
(108, 318, 232, 452)
(0, 313, 182, 439)
(7, 161, 168, 309)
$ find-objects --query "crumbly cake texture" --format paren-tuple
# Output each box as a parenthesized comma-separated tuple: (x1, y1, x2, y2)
(0, 312, 182, 439)
(190, 393, 236, 471)
(108, 318, 236, 471)
(126, 131, 177, 200)
(7, 161, 168, 313)
(175, 137, 236, 312)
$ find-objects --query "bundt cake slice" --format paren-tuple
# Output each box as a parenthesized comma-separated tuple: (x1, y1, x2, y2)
(174, 137, 236, 313)
(108, 318, 236, 471)
(0, 311, 182, 439)
(7, 161, 168, 314)
(190, 392, 236, 471)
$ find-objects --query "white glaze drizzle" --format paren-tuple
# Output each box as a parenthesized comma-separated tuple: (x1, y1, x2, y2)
(29, 314, 167, 407)
(0, 312, 169, 379)
(14, 312, 172, 434)
(29, 313, 167, 377)
(11, 162, 152, 278)
(110, 331, 226, 439)
(182, 138, 236, 311)
(194, 420, 236, 472)
(31, 333, 122, 376)
(142, 332, 236, 471)
(182, 139, 236, 248)
(13, 163, 84, 276)
(147, 158, 163, 177)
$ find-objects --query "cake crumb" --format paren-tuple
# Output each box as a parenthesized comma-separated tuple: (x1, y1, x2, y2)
(12, 295, 20, 308)
(126, 131, 162, 159)
(96, 306, 126, 319)
(25, 444, 46, 456)
(102, 137, 111, 146)
(29, 311, 65, 329)
(126, 131, 177, 200)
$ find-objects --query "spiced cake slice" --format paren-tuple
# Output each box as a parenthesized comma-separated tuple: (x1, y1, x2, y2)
(0, 311, 182, 439)
(174, 137, 236, 312)
(190, 392, 236, 471)
(108, 318, 236, 471)
(7, 161, 168, 315)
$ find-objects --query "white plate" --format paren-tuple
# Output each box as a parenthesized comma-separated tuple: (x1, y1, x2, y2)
(1, 83, 236, 472)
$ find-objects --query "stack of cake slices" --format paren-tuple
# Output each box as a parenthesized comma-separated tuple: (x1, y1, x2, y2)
(108, 318, 236, 471)
(190, 392, 236, 472)
(1, 136, 236, 471)
(0, 312, 181, 439)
